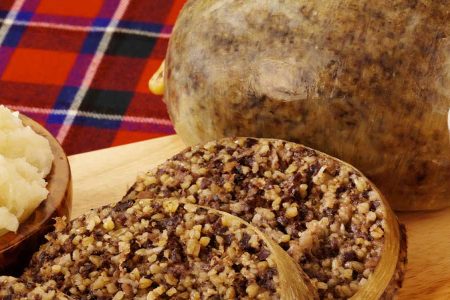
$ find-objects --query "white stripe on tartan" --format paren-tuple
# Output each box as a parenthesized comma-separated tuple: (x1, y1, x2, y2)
(0, 18, 171, 39)
(0, 0, 27, 45)
(6, 105, 172, 126)
(56, 0, 131, 143)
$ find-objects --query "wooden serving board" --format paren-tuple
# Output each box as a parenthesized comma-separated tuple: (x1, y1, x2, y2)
(69, 135, 450, 299)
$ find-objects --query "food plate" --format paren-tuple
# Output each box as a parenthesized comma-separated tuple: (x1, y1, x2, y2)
(0, 114, 72, 275)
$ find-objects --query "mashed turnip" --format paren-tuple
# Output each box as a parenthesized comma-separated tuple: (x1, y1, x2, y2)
(0, 106, 53, 234)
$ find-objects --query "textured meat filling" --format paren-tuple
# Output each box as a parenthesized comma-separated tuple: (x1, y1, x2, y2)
(126, 137, 387, 299)
(23, 199, 281, 300)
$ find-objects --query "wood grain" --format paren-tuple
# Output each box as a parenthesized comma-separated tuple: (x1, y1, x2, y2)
(69, 135, 184, 218)
(69, 134, 450, 300)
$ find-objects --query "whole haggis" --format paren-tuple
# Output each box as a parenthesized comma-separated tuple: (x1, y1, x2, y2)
(164, 0, 450, 210)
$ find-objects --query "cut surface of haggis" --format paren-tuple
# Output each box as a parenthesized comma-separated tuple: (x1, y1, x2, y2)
(124, 137, 407, 299)
(23, 199, 316, 299)
(0, 276, 71, 299)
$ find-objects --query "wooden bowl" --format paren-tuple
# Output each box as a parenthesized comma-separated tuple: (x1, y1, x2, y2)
(0, 114, 72, 276)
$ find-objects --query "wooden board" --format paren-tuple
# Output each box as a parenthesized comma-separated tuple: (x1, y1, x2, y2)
(69, 135, 450, 299)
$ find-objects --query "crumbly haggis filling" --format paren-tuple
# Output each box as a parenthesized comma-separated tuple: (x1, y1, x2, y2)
(124, 137, 387, 299)
(23, 199, 282, 300)
(0, 276, 71, 300)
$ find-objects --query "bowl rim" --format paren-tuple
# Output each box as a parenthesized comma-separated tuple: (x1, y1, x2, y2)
(0, 113, 72, 251)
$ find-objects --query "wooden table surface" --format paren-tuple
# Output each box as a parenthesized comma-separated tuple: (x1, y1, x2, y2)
(69, 135, 450, 299)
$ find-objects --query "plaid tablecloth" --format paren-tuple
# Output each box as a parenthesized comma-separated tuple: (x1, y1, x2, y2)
(0, 0, 186, 155)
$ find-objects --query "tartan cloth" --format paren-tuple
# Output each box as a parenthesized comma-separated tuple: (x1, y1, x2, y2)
(0, 0, 187, 155)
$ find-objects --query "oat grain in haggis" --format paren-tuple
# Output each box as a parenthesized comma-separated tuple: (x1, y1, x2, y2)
(125, 137, 406, 299)
(23, 198, 314, 299)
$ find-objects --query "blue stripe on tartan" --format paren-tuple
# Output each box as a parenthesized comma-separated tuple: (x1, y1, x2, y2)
(46, 110, 174, 133)
(46, 112, 66, 124)
(73, 114, 122, 129)
(0, 9, 30, 49)
(15, 11, 33, 22)
(92, 18, 110, 27)
(0, 11, 9, 19)
(117, 20, 164, 33)
(53, 86, 79, 111)
(2, 25, 25, 47)
(81, 31, 104, 54)
(47, 110, 123, 129)
(0, 14, 167, 35)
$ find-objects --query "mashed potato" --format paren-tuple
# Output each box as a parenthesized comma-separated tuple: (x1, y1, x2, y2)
(0, 106, 53, 177)
(0, 106, 53, 234)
